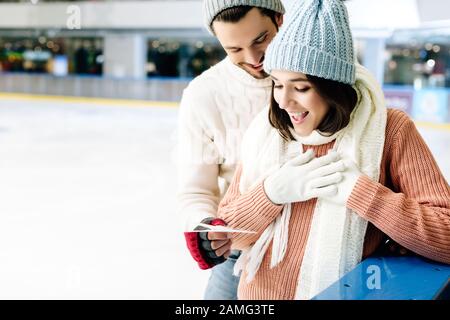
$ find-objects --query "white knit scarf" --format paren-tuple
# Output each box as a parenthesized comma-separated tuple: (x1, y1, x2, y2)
(235, 64, 387, 299)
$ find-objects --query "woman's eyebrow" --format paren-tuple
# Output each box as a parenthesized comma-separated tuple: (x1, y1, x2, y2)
(290, 78, 309, 82)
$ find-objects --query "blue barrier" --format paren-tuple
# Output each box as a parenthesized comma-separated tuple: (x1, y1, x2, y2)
(312, 256, 450, 300)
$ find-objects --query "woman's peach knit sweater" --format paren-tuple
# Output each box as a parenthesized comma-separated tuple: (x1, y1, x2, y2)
(217, 109, 450, 300)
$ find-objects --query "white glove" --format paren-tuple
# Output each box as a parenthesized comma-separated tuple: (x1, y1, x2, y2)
(322, 159, 362, 206)
(263, 149, 346, 205)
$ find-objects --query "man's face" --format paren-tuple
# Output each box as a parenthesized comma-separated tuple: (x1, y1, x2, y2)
(212, 8, 282, 79)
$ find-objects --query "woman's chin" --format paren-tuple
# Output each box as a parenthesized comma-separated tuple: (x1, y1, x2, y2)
(293, 126, 313, 137)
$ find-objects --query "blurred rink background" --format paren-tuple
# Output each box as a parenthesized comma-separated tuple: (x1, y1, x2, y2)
(0, 0, 449, 299)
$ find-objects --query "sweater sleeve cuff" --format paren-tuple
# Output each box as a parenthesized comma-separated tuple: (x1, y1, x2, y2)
(252, 182, 284, 219)
(221, 181, 284, 229)
(346, 175, 380, 219)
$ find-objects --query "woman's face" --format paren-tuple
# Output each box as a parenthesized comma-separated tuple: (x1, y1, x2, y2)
(271, 70, 330, 136)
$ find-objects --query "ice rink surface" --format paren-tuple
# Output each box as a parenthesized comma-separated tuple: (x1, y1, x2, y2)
(0, 97, 449, 299)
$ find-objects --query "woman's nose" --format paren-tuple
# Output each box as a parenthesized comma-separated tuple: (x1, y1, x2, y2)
(278, 91, 293, 110)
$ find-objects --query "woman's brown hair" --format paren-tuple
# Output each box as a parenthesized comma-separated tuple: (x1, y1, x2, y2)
(268, 74, 358, 141)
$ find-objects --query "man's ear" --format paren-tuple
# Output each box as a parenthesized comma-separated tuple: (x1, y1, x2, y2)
(276, 13, 284, 28)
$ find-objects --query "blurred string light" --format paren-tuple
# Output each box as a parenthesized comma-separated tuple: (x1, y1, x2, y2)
(23, 60, 33, 70)
(432, 45, 440, 53)
(146, 62, 156, 73)
(95, 55, 104, 64)
(388, 60, 397, 70)
(425, 43, 433, 51)
(151, 40, 160, 49)
(427, 59, 436, 68)
(191, 59, 202, 68)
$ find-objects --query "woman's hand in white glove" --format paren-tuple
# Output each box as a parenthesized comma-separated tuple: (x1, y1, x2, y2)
(263, 149, 346, 205)
(322, 159, 362, 206)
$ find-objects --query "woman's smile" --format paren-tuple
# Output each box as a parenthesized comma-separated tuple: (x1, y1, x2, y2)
(289, 111, 309, 125)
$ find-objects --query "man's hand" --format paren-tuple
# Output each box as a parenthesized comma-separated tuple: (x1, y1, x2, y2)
(199, 230, 232, 260)
(184, 217, 231, 270)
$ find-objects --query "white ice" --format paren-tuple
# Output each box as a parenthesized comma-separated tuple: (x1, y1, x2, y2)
(0, 97, 448, 299)
(0, 98, 208, 299)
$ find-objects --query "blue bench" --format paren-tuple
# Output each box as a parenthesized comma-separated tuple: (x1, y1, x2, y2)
(312, 256, 450, 300)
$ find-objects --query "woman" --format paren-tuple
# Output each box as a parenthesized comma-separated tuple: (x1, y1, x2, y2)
(216, 0, 450, 300)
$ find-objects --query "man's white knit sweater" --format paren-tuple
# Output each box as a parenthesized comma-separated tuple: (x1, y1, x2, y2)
(177, 57, 272, 231)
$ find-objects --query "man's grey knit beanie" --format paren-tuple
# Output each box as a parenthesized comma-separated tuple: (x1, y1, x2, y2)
(203, 0, 285, 34)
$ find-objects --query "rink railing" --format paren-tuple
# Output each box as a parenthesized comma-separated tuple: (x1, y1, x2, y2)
(0, 72, 191, 102)
(312, 255, 450, 300)
(1, 73, 450, 123)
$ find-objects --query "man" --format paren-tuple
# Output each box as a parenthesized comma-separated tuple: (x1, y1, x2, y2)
(177, 0, 285, 300)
